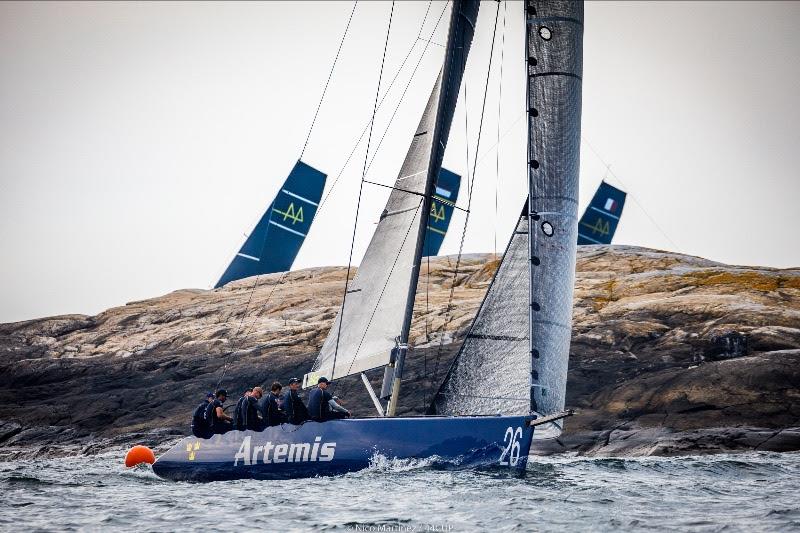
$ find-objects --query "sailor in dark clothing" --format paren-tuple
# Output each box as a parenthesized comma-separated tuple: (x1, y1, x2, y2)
(308, 377, 349, 422)
(282, 377, 310, 425)
(191, 392, 215, 438)
(232, 388, 253, 430)
(204, 389, 233, 434)
(259, 382, 286, 428)
(241, 387, 262, 431)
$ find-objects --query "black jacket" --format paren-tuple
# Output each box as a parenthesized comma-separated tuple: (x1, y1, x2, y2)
(233, 395, 248, 430)
(282, 388, 309, 425)
(242, 396, 260, 431)
(258, 392, 285, 428)
(308, 387, 333, 421)
(191, 401, 212, 438)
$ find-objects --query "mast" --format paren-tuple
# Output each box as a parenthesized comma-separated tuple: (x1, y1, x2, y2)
(526, 0, 583, 421)
(386, 0, 480, 416)
(430, 0, 583, 425)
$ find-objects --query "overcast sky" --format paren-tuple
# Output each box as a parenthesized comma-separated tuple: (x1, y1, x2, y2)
(1, 1, 798, 323)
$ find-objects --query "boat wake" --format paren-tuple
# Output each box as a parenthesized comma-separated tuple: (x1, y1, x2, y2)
(363, 452, 442, 474)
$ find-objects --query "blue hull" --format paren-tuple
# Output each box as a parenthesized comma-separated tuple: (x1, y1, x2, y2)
(152, 415, 534, 481)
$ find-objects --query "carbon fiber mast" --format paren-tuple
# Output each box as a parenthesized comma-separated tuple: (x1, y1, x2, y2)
(526, 0, 583, 425)
(431, 1, 583, 435)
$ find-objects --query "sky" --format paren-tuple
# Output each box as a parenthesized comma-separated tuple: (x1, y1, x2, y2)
(1, 1, 798, 323)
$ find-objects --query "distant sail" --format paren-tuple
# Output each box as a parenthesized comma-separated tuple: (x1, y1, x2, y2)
(577, 181, 626, 245)
(215, 160, 326, 288)
(423, 168, 461, 257)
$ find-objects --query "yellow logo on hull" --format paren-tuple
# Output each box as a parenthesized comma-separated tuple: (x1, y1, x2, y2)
(186, 440, 200, 461)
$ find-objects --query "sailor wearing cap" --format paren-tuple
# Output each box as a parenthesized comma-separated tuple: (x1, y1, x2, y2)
(205, 389, 233, 434)
(282, 377, 310, 425)
(308, 377, 350, 422)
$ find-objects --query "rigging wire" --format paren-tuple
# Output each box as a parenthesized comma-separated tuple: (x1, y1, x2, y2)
(215, 1, 359, 390)
(214, 270, 290, 390)
(317, 0, 445, 211)
(581, 135, 683, 252)
(331, 1, 396, 377)
(299, 1, 359, 160)
(428, 0, 502, 404)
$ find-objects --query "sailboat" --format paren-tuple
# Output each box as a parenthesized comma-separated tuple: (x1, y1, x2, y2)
(215, 161, 327, 288)
(423, 168, 461, 257)
(577, 181, 626, 245)
(152, 0, 583, 482)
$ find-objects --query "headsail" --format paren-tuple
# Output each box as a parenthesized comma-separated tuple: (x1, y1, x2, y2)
(432, 0, 584, 429)
(215, 160, 326, 288)
(431, 201, 531, 416)
(423, 168, 462, 257)
(577, 181, 626, 245)
(305, 0, 480, 388)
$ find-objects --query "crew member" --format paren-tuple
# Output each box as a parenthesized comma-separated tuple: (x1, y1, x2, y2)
(259, 382, 286, 428)
(232, 388, 253, 430)
(308, 377, 348, 422)
(329, 395, 351, 418)
(205, 389, 233, 434)
(242, 387, 262, 431)
(282, 377, 309, 425)
(191, 392, 215, 438)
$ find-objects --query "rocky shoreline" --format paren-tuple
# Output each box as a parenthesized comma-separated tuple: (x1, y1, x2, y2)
(1, 245, 798, 460)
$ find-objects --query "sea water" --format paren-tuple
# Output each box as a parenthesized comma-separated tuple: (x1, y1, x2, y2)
(1, 451, 798, 531)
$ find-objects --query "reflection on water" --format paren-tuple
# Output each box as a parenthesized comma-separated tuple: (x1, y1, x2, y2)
(1, 451, 799, 531)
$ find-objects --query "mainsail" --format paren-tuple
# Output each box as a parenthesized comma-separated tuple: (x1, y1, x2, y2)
(433, 0, 583, 428)
(577, 181, 626, 245)
(215, 160, 326, 288)
(305, 0, 480, 387)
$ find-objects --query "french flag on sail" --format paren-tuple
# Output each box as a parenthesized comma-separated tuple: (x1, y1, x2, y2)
(604, 198, 618, 213)
(435, 186, 452, 199)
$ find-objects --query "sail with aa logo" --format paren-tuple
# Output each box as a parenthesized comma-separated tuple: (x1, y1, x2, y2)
(423, 168, 461, 257)
(577, 181, 626, 245)
(215, 160, 327, 288)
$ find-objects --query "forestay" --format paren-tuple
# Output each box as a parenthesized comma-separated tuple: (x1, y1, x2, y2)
(306, 1, 480, 386)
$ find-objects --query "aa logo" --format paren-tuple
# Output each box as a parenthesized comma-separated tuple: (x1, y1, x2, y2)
(274, 202, 304, 225)
(430, 202, 446, 223)
(186, 441, 200, 461)
(580, 217, 610, 237)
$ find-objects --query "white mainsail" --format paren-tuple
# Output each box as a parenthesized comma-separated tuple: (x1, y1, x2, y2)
(305, 0, 480, 387)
